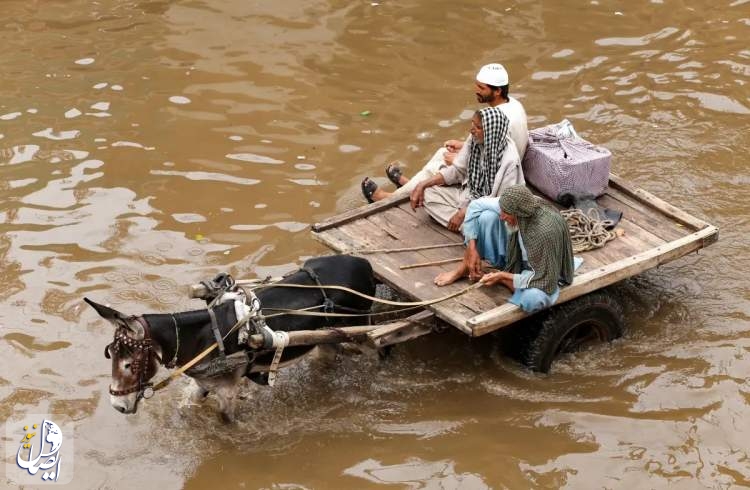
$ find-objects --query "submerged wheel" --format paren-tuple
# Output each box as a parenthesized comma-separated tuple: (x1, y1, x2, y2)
(521, 291, 624, 373)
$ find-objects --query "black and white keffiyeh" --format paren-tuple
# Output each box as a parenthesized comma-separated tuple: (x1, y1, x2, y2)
(467, 106, 510, 200)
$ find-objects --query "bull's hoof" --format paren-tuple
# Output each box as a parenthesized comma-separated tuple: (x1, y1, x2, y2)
(189, 385, 210, 404)
(219, 411, 236, 424)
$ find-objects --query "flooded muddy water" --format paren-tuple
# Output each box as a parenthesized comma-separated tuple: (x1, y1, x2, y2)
(1, 0, 749, 488)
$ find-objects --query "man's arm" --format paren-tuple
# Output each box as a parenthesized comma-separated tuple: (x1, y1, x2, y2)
(447, 206, 466, 232)
(481, 269, 536, 292)
(479, 271, 515, 291)
(490, 141, 522, 197)
(410, 173, 446, 210)
(442, 139, 465, 164)
(444, 139, 464, 152)
(439, 135, 471, 185)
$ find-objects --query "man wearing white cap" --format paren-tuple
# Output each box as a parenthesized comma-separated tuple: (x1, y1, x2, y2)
(471, 62, 528, 157)
(362, 62, 528, 204)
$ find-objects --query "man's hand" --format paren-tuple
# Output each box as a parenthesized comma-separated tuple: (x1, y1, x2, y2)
(447, 207, 466, 233)
(444, 139, 464, 153)
(409, 175, 445, 211)
(443, 151, 457, 165)
(479, 271, 515, 291)
(410, 184, 426, 210)
(466, 242, 482, 281)
(479, 271, 506, 287)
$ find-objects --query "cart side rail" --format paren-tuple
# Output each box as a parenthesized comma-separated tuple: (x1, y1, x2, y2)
(609, 173, 710, 231)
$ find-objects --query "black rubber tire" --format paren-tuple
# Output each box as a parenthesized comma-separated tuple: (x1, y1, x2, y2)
(521, 291, 624, 373)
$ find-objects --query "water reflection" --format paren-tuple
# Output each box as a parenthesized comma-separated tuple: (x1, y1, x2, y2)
(345, 458, 490, 489)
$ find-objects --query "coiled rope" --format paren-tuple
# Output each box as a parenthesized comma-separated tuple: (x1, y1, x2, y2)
(561, 208, 618, 253)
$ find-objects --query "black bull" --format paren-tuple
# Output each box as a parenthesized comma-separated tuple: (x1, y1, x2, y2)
(86, 255, 376, 421)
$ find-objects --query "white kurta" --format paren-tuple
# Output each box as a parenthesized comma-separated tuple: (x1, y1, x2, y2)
(499, 96, 529, 159)
(423, 139, 524, 228)
(393, 96, 529, 198)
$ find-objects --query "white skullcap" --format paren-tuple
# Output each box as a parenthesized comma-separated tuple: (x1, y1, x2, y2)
(476, 63, 509, 87)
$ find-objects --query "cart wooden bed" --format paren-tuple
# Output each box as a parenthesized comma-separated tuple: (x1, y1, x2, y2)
(311, 174, 718, 339)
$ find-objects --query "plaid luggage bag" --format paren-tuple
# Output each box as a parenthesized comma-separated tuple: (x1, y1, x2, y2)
(522, 123, 611, 201)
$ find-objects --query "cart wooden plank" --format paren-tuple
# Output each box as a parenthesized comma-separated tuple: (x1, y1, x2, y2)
(367, 310, 436, 348)
(324, 218, 480, 332)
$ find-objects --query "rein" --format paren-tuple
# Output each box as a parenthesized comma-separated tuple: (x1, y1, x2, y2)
(247, 282, 481, 308)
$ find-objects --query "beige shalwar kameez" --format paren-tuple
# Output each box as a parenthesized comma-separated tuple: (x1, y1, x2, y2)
(423, 136, 524, 228)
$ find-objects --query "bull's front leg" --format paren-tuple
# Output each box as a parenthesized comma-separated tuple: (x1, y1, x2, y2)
(189, 379, 210, 404)
(215, 368, 245, 423)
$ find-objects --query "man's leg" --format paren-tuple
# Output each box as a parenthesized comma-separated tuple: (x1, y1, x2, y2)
(367, 147, 448, 202)
(508, 287, 560, 313)
(422, 185, 463, 228)
(393, 148, 448, 195)
(436, 207, 507, 287)
(434, 260, 469, 286)
(474, 209, 508, 268)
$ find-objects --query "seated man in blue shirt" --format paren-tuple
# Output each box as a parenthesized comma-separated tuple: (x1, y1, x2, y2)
(434, 185, 575, 313)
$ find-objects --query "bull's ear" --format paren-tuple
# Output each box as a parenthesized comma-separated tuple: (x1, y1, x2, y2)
(84, 298, 144, 338)
(84, 298, 125, 321)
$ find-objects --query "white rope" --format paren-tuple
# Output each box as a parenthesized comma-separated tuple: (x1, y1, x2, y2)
(248, 282, 482, 307)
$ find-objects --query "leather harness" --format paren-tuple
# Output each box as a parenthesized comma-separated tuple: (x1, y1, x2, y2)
(105, 317, 162, 398)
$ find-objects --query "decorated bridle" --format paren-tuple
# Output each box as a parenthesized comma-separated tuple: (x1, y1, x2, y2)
(105, 317, 164, 400)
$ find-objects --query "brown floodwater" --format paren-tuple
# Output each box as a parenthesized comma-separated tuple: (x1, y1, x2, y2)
(1, 0, 749, 488)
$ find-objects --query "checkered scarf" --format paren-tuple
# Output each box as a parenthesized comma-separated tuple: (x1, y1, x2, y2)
(501, 185, 574, 295)
(467, 106, 510, 200)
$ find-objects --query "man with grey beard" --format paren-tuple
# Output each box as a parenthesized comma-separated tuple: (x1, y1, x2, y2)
(435, 185, 574, 314)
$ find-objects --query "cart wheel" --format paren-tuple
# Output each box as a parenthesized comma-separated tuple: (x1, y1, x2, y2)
(377, 345, 394, 360)
(521, 291, 624, 373)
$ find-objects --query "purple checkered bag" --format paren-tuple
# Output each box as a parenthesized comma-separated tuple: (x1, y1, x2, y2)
(522, 124, 611, 201)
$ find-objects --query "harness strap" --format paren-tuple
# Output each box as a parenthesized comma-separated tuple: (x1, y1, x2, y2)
(267, 331, 289, 387)
(151, 312, 252, 392)
(207, 308, 226, 360)
(301, 267, 335, 314)
(108, 320, 158, 398)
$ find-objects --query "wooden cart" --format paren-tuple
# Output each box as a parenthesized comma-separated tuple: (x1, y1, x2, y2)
(309, 174, 718, 370)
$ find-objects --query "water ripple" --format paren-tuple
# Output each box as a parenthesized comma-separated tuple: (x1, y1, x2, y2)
(150, 169, 259, 186)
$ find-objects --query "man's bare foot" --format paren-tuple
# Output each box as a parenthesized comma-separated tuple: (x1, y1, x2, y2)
(372, 187, 392, 201)
(434, 264, 468, 286)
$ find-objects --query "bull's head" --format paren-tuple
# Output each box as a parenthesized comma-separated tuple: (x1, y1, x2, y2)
(85, 298, 161, 414)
